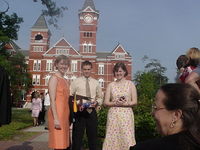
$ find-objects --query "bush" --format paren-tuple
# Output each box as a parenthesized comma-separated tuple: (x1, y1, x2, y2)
(134, 97, 159, 142)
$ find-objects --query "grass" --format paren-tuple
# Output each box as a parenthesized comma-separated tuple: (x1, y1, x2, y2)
(0, 108, 38, 141)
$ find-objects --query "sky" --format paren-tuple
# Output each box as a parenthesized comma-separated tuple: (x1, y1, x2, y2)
(3, 0, 200, 82)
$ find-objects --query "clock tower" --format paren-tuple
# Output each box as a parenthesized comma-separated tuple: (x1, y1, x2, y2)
(79, 0, 99, 56)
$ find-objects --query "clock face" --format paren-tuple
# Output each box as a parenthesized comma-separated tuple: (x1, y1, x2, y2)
(84, 15, 93, 23)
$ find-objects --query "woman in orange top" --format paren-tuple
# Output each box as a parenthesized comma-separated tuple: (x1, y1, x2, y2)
(48, 55, 70, 150)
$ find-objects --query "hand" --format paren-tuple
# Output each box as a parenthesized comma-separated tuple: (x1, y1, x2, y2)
(79, 105, 84, 111)
(54, 119, 61, 129)
(116, 96, 126, 106)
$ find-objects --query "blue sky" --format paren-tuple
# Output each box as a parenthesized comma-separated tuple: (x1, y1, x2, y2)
(5, 0, 200, 82)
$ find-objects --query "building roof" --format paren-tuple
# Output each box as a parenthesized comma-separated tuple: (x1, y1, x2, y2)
(32, 15, 48, 29)
(10, 41, 21, 51)
(4, 40, 21, 53)
(96, 52, 111, 58)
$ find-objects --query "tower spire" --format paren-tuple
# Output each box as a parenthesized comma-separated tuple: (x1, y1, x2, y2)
(80, 0, 99, 13)
(32, 15, 48, 30)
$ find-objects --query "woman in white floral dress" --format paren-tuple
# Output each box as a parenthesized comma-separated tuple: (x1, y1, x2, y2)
(103, 62, 137, 150)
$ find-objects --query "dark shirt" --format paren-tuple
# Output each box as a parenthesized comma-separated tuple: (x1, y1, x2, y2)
(130, 131, 200, 150)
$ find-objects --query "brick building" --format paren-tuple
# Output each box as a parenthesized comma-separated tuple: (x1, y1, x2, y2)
(27, 0, 132, 100)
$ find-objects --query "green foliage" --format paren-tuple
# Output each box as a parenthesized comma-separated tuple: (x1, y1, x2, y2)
(0, 12, 31, 104)
(134, 97, 159, 141)
(133, 56, 168, 141)
(0, 13, 23, 48)
(33, 0, 67, 28)
(135, 71, 159, 100)
(142, 55, 168, 85)
(97, 107, 108, 138)
(0, 108, 32, 140)
(0, 52, 32, 104)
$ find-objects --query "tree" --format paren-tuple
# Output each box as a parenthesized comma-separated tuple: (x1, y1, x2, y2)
(0, 12, 23, 50)
(9, 52, 32, 102)
(142, 55, 168, 85)
(133, 56, 168, 141)
(33, 0, 67, 28)
(0, 12, 31, 106)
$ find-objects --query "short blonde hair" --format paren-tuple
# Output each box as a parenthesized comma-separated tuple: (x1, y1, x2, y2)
(186, 47, 200, 59)
(54, 55, 70, 66)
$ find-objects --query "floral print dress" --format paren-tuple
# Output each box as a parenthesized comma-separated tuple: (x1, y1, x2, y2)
(103, 80, 136, 150)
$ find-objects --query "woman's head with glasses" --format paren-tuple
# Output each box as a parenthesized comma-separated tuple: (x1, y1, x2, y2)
(152, 83, 200, 141)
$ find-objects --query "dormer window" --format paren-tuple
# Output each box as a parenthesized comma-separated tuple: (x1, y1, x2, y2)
(56, 49, 69, 55)
(115, 53, 125, 59)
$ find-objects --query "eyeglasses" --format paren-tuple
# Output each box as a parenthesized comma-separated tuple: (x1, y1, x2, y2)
(152, 104, 166, 112)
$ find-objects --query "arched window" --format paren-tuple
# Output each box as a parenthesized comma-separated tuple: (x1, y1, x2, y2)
(35, 34, 43, 40)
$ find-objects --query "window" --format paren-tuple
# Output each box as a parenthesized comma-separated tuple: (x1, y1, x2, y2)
(83, 44, 87, 52)
(33, 46, 43, 52)
(115, 53, 125, 59)
(45, 75, 51, 85)
(88, 44, 92, 53)
(84, 32, 92, 37)
(83, 43, 92, 53)
(35, 34, 43, 40)
(98, 64, 104, 75)
(32, 74, 40, 85)
(33, 60, 41, 71)
(35, 34, 43, 43)
(56, 49, 69, 55)
(46, 60, 53, 71)
(71, 60, 78, 72)
(98, 78, 104, 88)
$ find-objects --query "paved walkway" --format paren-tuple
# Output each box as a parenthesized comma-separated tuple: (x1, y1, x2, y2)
(0, 125, 53, 150)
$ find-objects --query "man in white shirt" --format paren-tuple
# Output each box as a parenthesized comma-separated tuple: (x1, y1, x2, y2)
(70, 60, 103, 150)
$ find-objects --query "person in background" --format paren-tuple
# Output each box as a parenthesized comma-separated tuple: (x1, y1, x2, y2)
(38, 92, 45, 125)
(185, 66, 200, 93)
(185, 48, 200, 92)
(179, 47, 200, 83)
(70, 60, 103, 150)
(175, 55, 189, 82)
(0, 66, 11, 126)
(44, 91, 50, 130)
(48, 55, 70, 150)
(130, 83, 200, 150)
(31, 91, 42, 127)
(103, 62, 137, 150)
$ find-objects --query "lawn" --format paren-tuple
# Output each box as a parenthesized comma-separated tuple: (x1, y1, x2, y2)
(0, 108, 37, 141)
